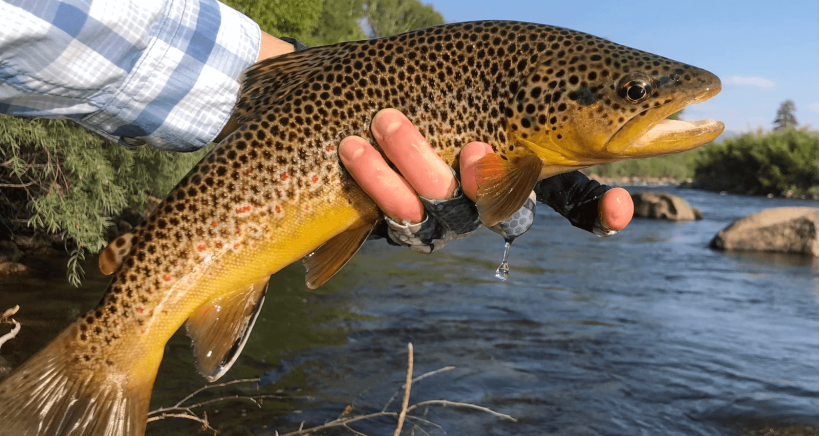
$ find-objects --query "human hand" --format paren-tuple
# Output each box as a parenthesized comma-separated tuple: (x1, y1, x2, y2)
(339, 109, 490, 253)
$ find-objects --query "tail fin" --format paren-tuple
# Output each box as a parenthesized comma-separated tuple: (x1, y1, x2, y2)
(0, 329, 154, 436)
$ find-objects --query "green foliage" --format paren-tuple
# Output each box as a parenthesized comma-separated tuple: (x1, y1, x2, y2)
(586, 152, 700, 181)
(693, 127, 818, 195)
(221, 0, 324, 40)
(223, 0, 444, 45)
(303, 0, 368, 46)
(365, 0, 445, 38)
(0, 115, 210, 285)
(773, 99, 798, 131)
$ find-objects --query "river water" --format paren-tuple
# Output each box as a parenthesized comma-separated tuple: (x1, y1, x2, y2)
(1, 188, 818, 435)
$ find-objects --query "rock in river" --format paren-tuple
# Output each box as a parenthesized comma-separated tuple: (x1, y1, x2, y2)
(631, 192, 703, 221)
(710, 207, 819, 257)
(0, 241, 29, 276)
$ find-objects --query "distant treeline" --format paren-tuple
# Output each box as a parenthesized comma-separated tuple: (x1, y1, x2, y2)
(586, 127, 818, 197)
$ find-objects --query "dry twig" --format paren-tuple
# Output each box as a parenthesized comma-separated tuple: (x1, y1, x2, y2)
(149, 343, 516, 435)
(0, 305, 21, 352)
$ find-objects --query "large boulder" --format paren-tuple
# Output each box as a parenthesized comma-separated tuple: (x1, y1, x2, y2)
(631, 192, 703, 221)
(710, 207, 819, 257)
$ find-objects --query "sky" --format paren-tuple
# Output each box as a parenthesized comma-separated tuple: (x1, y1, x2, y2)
(427, 0, 819, 137)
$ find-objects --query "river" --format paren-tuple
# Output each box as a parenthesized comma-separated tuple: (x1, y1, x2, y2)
(1, 187, 817, 435)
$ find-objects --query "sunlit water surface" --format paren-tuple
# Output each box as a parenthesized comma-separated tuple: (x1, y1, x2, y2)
(1, 188, 817, 435)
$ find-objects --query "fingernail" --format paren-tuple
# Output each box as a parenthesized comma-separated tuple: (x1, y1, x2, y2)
(339, 137, 366, 163)
(372, 109, 405, 141)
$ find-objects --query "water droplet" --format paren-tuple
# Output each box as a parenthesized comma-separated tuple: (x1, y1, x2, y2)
(495, 241, 512, 281)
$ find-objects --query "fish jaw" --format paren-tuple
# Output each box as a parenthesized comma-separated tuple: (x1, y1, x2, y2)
(605, 73, 724, 157)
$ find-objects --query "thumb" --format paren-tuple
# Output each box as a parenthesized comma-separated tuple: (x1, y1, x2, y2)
(598, 187, 634, 231)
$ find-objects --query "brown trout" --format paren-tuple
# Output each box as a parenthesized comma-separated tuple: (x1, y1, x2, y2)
(0, 21, 722, 435)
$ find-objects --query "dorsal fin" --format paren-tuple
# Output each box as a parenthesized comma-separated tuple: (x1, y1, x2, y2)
(186, 277, 268, 382)
(234, 44, 350, 124)
(474, 154, 542, 227)
(99, 231, 137, 275)
(303, 221, 376, 290)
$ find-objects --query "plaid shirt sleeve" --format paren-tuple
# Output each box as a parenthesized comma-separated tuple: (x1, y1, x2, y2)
(0, 0, 261, 151)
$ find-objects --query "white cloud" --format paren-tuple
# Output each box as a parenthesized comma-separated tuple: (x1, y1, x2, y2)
(809, 102, 819, 113)
(724, 76, 776, 88)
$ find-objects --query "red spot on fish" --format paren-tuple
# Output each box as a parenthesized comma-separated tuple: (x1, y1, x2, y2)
(215, 242, 223, 249)
(172, 261, 179, 266)
(275, 205, 281, 213)
(260, 211, 266, 217)
(136, 306, 144, 313)
(280, 172, 289, 181)
(147, 288, 153, 294)
(305, 204, 310, 210)
(252, 243, 257, 248)
(312, 175, 319, 184)
(114, 320, 119, 325)
(235, 205, 252, 214)
(443, 129, 451, 134)
(212, 221, 218, 227)
(197, 244, 207, 252)
(141, 329, 146, 334)
(436, 95, 443, 102)
(326, 145, 335, 152)
(242, 188, 247, 194)
(236, 225, 241, 233)
(163, 274, 173, 282)
(233, 243, 241, 250)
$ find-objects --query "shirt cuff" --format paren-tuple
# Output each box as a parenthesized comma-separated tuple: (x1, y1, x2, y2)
(79, 0, 261, 151)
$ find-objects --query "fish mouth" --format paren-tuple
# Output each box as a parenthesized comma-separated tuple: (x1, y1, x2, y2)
(606, 78, 724, 157)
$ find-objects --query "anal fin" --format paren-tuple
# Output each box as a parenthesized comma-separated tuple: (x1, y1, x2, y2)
(99, 231, 137, 275)
(186, 277, 268, 382)
(475, 154, 542, 227)
(303, 222, 376, 290)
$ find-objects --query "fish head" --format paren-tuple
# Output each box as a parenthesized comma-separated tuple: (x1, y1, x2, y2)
(506, 33, 724, 178)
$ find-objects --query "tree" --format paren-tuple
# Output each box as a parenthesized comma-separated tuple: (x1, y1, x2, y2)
(773, 99, 798, 131)
(365, 0, 444, 38)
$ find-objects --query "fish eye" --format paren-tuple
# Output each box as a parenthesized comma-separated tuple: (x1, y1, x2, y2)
(617, 73, 653, 104)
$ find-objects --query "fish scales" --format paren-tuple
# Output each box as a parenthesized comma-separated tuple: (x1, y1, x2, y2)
(0, 21, 723, 435)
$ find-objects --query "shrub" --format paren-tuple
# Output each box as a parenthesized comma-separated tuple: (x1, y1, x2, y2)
(0, 116, 210, 285)
(693, 128, 818, 196)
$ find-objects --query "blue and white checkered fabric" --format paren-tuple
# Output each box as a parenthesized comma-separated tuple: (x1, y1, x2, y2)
(0, 0, 261, 151)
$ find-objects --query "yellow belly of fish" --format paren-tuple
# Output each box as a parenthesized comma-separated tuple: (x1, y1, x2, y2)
(125, 193, 378, 384)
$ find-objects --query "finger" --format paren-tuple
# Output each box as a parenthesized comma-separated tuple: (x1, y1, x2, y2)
(598, 187, 633, 231)
(371, 109, 458, 200)
(339, 136, 425, 223)
(458, 142, 494, 202)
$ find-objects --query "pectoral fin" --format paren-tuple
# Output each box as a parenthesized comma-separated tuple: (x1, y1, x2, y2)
(474, 154, 541, 227)
(186, 277, 268, 382)
(99, 232, 137, 275)
(303, 222, 376, 289)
